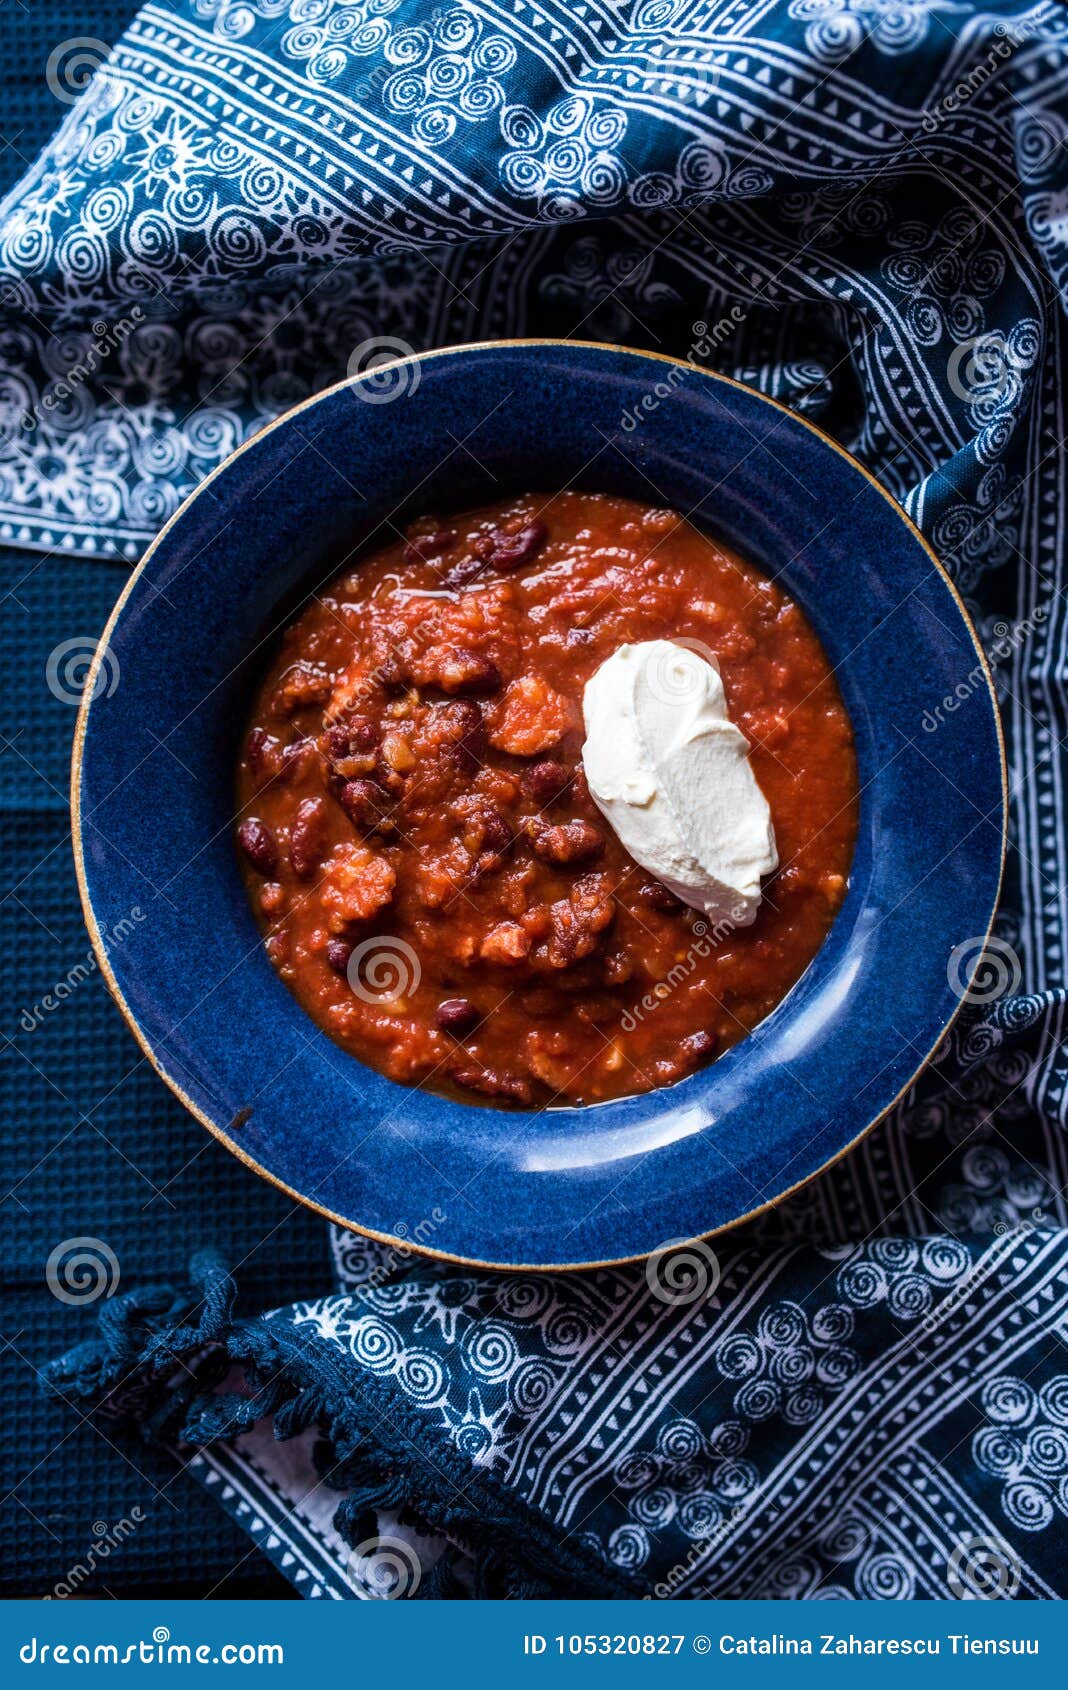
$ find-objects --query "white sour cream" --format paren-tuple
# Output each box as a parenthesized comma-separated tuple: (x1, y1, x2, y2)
(581, 640, 777, 927)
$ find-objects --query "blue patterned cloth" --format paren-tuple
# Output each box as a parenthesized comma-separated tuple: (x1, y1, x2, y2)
(11, 0, 1068, 1598)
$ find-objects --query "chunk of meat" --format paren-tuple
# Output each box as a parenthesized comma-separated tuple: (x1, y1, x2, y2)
(365, 587, 519, 696)
(535, 874, 616, 970)
(481, 921, 531, 965)
(327, 666, 385, 717)
(602, 948, 635, 986)
(272, 661, 333, 717)
(488, 675, 576, 757)
(526, 818, 604, 865)
(380, 731, 416, 774)
(449, 1063, 533, 1105)
(524, 1026, 606, 1092)
(453, 796, 513, 872)
(319, 843, 397, 930)
(412, 838, 480, 909)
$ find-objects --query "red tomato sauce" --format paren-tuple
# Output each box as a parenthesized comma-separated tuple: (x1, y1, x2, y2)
(236, 492, 858, 1106)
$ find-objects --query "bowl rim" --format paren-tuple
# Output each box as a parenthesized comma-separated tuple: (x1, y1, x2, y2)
(71, 337, 1007, 1271)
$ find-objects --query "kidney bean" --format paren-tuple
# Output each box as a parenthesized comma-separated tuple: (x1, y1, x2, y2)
(449, 1063, 532, 1105)
(473, 804, 512, 858)
(527, 818, 604, 865)
(246, 727, 275, 781)
(638, 879, 684, 913)
(434, 699, 484, 770)
(442, 553, 487, 592)
(524, 758, 571, 807)
(602, 949, 634, 986)
(373, 754, 408, 799)
(277, 735, 313, 781)
(289, 797, 329, 879)
(486, 520, 548, 573)
(371, 641, 411, 694)
(653, 1028, 716, 1085)
(438, 649, 501, 696)
(238, 817, 278, 877)
(338, 778, 397, 838)
(325, 938, 352, 975)
(403, 528, 456, 565)
(247, 728, 308, 787)
(435, 997, 479, 1037)
(325, 717, 379, 762)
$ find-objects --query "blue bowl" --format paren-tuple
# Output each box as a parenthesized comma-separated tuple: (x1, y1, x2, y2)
(73, 341, 1005, 1269)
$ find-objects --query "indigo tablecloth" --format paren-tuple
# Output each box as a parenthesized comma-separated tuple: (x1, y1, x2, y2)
(4, 0, 1067, 1599)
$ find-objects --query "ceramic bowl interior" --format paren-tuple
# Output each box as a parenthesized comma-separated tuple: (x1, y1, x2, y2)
(75, 341, 1004, 1268)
